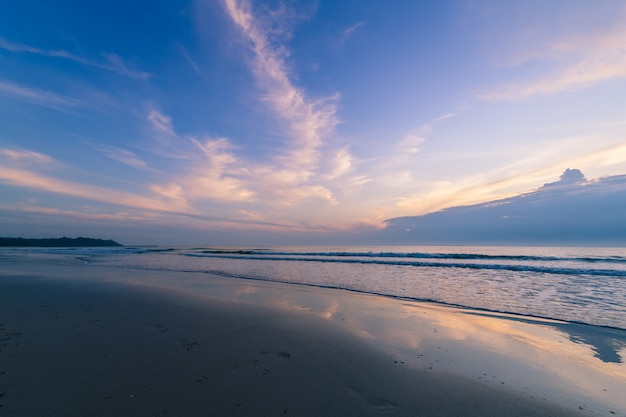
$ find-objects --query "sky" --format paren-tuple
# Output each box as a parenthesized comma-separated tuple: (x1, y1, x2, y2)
(1, 0, 626, 245)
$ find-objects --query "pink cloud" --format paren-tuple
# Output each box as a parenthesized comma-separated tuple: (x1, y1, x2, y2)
(0, 166, 190, 213)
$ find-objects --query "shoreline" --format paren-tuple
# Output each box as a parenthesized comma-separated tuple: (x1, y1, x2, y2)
(178, 272, 626, 333)
(2, 259, 625, 415)
(3, 246, 625, 330)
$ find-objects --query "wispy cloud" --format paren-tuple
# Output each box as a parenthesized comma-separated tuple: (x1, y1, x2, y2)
(249, 164, 337, 206)
(216, 0, 357, 211)
(0, 37, 151, 80)
(343, 21, 366, 39)
(482, 55, 626, 100)
(564, 141, 626, 172)
(506, 24, 626, 68)
(0, 165, 190, 213)
(0, 147, 189, 212)
(223, 0, 340, 173)
(147, 109, 176, 137)
(97, 145, 150, 170)
(481, 25, 626, 100)
(62, 2, 363, 229)
(0, 80, 83, 110)
(148, 182, 188, 203)
(177, 44, 203, 76)
(0, 148, 55, 165)
(1, 203, 161, 223)
(326, 148, 353, 179)
(182, 137, 256, 202)
(399, 113, 456, 155)
(100, 53, 152, 80)
(143, 104, 257, 203)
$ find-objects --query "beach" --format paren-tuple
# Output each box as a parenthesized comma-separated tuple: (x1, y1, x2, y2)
(1, 258, 624, 416)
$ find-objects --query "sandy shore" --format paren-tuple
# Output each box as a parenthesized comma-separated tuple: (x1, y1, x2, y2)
(1, 259, 623, 416)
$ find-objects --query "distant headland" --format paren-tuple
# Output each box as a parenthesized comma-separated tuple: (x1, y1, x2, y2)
(0, 237, 123, 247)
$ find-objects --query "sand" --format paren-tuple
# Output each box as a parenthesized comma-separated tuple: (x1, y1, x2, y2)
(1, 259, 623, 416)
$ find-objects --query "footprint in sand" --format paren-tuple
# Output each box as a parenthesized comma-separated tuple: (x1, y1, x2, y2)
(182, 341, 201, 351)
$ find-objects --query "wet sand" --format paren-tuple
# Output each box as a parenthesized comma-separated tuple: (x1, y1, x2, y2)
(1, 260, 622, 416)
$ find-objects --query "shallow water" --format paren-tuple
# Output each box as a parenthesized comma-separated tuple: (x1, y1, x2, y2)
(3, 245, 626, 329)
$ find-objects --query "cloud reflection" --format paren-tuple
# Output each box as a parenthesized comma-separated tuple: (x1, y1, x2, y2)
(213, 281, 626, 410)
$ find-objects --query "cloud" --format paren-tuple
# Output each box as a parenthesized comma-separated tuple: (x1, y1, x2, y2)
(377, 113, 456, 170)
(238, 209, 263, 220)
(143, 110, 256, 203)
(182, 137, 256, 202)
(148, 182, 188, 203)
(400, 133, 425, 155)
(326, 148, 353, 179)
(0, 80, 83, 110)
(177, 44, 203, 76)
(343, 21, 366, 39)
(542, 168, 587, 188)
(383, 170, 626, 245)
(222, 0, 340, 172)
(481, 24, 626, 100)
(10, 2, 351, 231)
(0, 148, 188, 213)
(0, 165, 190, 213)
(101, 53, 152, 80)
(584, 143, 626, 171)
(251, 167, 337, 206)
(0, 148, 55, 165)
(0, 203, 161, 223)
(97, 146, 150, 170)
(0, 37, 41, 54)
(400, 140, 626, 217)
(481, 55, 626, 100)
(144, 107, 256, 202)
(506, 24, 626, 68)
(403, 113, 455, 150)
(147, 110, 176, 137)
(193, 137, 237, 169)
(143, 106, 337, 209)
(159, 0, 351, 211)
(0, 37, 151, 80)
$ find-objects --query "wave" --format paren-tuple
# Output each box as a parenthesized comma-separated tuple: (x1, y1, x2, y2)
(184, 253, 626, 277)
(189, 249, 626, 264)
(140, 266, 623, 331)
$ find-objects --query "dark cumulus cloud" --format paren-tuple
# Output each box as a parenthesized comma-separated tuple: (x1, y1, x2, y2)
(382, 169, 626, 245)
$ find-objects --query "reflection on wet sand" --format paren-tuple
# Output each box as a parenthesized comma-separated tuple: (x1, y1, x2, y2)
(15, 260, 623, 414)
(463, 310, 626, 363)
(212, 278, 626, 414)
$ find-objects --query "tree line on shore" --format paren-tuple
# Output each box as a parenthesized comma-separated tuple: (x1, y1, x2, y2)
(0, 237, 122, 247)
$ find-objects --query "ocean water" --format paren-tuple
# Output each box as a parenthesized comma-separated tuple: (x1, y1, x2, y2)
(5, 245, 625, 330)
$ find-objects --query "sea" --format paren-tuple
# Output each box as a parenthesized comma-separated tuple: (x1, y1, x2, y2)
(4, 245, 625, 331)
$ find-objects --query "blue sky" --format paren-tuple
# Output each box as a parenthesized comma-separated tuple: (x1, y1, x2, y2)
(1, 0, 626, 245)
